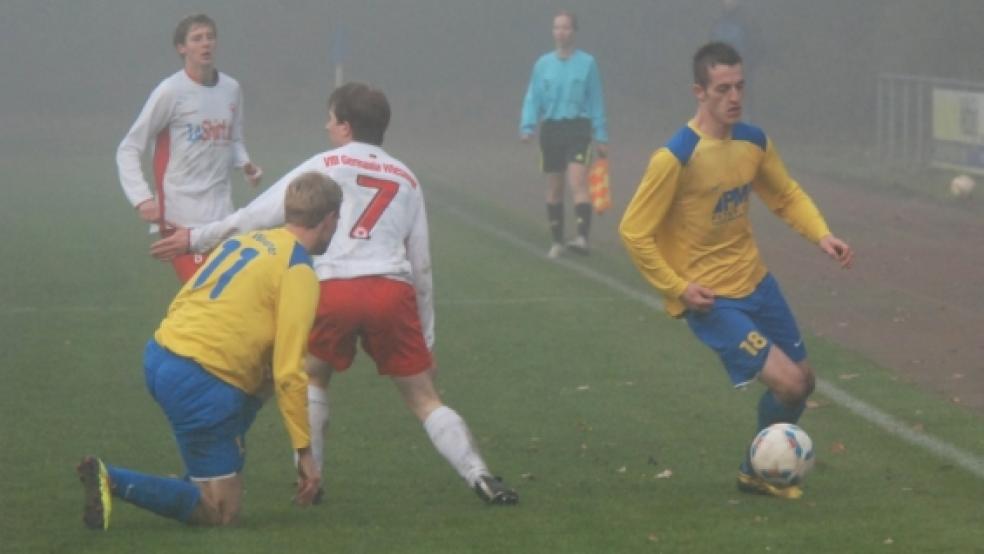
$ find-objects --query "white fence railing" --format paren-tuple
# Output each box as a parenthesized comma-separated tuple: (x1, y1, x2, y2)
(877, 73, 984, 174)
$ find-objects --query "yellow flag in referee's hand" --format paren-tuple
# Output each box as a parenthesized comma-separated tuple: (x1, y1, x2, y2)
(588, 158, 611, 214)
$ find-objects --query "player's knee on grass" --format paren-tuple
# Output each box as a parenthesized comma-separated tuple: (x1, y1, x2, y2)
(190, 478, 243, 526)
(189, 499, 233, 526)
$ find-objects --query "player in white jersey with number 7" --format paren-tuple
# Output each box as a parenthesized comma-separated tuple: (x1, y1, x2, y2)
(151, 82, 518, 505)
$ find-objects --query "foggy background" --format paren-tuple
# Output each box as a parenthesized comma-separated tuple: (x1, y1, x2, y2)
(3, 0, 983, 162)
(2, 1, 982, 407)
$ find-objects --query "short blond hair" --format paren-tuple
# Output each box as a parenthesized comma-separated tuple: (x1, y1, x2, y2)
(284, 172, 342, 228)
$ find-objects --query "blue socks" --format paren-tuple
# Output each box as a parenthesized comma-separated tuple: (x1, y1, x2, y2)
(106, 464, 201, 523)
(742, 390, 806, 474)
(757, 390, 806, 432)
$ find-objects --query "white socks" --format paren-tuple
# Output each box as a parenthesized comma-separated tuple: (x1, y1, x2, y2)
(423, 405, 490, 486)
(307, 385, 330, 474)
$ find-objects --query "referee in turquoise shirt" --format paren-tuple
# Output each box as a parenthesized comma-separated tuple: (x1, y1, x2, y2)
(520, 9, 608, 259)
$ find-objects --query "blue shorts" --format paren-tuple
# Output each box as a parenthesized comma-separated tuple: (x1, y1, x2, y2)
(143, 340, 262, 480)
(684, 274, 806, 388)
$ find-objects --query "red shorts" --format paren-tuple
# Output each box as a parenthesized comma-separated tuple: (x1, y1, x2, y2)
(171, 253, 209, 283)
(308, 276, 433, 377)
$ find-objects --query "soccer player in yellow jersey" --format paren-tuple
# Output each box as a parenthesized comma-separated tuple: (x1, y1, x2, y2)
(619, 42, 853, 499)
(76, 172, 342, 529)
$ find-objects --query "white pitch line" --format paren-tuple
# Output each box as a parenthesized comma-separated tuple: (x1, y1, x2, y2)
(430, 197, 984, 480)
(816, 381, 984, 477)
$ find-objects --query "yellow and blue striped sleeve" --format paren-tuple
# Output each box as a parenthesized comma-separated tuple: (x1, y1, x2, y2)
(619, 148, 689, 300)
(271, 242, 320, 451)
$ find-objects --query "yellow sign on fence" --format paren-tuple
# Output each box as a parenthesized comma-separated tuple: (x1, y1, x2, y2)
(932, 88, 984, 175)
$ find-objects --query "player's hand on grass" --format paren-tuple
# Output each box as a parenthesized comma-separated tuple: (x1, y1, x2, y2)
(150, 226, 191, 260)
(681, 282, 715, 312)
(243, 162, 263, 187)
(293, 449, 322, 507)
(136, 199, 161, 223)
(819, 234, 854, 269)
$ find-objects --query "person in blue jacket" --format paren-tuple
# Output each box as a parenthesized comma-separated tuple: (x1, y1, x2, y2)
(520, 9, 608, 258)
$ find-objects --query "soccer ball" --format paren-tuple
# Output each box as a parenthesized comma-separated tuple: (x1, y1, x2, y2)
(950, 174, 976, 197)
(749, 423, 815, 486)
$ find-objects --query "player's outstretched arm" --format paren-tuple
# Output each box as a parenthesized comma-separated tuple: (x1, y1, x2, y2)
(150, 227, 190, 260)
(818, 234, 854, 269)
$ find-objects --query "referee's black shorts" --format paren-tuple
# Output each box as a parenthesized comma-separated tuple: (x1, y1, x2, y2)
(539, 118, 592, 173)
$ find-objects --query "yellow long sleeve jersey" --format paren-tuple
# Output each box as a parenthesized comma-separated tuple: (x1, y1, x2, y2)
(155, 227, 319, 450)
(619, 121, 831, 317)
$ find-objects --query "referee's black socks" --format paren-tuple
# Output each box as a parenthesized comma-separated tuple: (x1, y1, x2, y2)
(574, 202, 592, 239)
(547, 203, 564, 244)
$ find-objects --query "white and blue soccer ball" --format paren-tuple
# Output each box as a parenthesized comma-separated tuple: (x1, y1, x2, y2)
(749, 423, 815, 486)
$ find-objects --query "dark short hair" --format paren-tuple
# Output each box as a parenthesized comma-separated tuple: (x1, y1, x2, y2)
(555, 9, 578, 31)
(173, 13, 216, 47)
(284, 172, 342, 228)
(328, 82, 391, 146)
(693, 41, 742, 88)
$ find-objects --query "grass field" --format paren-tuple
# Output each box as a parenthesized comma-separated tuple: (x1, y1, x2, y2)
(2, 149, 983, 553)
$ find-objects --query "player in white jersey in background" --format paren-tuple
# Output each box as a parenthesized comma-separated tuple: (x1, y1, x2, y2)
(150, 82, 519, 505)
(116, 13, 262, 282)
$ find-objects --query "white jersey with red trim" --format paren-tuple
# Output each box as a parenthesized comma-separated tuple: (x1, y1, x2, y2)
(190, 141, 435, 347)
(117, 69, 251, 230)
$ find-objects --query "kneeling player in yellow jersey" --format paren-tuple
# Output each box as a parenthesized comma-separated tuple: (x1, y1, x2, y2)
(76, 172, 342, 529)
(619, 42, 854, 499)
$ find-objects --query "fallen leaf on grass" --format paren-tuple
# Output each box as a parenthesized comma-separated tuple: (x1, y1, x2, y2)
(576, 385, 590, 391)
(647, 533, 659, 543)
(616, 466, 627, 474)
(520, 473, 535, 480)
(655, 469, 673, 479)
(830, 441, 847, 454)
